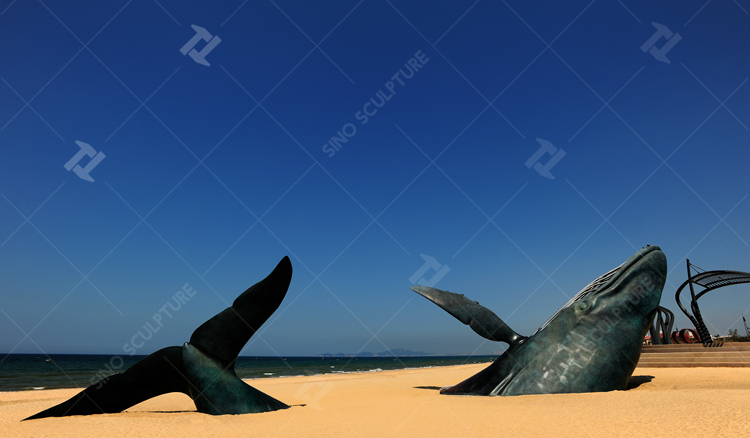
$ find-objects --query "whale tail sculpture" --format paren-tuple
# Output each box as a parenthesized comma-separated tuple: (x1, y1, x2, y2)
(25, 257, 293, 420)
(412, 245, 667, 396)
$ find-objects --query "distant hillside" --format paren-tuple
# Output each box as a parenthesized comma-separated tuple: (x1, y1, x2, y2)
(317, 348, 431, 357)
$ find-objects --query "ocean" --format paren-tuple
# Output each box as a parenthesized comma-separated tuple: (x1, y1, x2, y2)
(0, 354, 495, 392)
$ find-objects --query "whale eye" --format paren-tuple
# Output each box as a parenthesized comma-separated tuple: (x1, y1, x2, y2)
(574, 301, 591, 314)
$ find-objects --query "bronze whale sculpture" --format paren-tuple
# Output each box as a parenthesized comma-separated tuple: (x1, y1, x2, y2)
(412, 245, 667, 395)
(25, 257, 292, 420)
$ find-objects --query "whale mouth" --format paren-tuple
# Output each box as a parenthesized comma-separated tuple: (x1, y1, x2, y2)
(592, 245, 663, 296)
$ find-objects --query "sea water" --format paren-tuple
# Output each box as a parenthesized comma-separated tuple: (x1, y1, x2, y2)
(0, 354, 494, 392)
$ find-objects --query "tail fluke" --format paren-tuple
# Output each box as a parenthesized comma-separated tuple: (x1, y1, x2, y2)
(189, 256, 293, 368)
(23, 346, 189, 420)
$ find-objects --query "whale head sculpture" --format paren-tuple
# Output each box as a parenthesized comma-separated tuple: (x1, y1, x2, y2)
(412, 245, 667, 396)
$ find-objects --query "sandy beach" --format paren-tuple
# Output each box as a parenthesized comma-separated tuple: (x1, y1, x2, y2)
(3, 363, 750, 437)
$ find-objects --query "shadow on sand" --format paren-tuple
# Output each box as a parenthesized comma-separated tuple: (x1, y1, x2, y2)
(626, 375, 654, 389)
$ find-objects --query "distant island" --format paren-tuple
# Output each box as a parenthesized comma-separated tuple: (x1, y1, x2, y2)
(317, 348, 432, 357)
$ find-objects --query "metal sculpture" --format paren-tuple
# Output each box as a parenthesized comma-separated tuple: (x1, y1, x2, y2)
(649, 306, 674, 345)
(25, 257, 292, 420)
(674, 259, 750, 344)
(412, 245, 667, 395)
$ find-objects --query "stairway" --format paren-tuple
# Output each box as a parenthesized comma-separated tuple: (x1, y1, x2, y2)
(637, 343, 750, 367)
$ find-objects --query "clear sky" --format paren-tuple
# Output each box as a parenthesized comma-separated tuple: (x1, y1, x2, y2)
(1, 1, 749, 357)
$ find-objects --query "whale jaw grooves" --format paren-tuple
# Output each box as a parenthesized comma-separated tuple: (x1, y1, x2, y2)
(414, 246, 667, 397)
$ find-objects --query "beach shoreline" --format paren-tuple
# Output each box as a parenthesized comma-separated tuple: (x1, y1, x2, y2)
(4, 363, 750, 437)
(0, 354, 496, 392)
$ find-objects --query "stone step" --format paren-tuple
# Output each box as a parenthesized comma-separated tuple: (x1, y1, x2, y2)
(637, 343, 750, 367)
(642, 344, 750, 352)
(640, 352, 750, 359)
(637, 361, 750, 368)
(639, 356, 750, 363)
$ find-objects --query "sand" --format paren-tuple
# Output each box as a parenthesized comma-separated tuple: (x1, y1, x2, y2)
(3, 364, 750, 437)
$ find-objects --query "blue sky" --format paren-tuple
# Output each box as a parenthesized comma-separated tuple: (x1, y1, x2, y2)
(1, 0, 749, 357)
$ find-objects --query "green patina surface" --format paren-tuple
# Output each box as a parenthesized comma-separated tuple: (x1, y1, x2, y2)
(182, 342, 289, 415)
(414, 245, 667, 396)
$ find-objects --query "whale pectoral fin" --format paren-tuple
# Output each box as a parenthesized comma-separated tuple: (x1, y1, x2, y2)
(182, 343, 288, 415)
(410, 285, 525, 346)
(24, 346, 190, 420)
(189, 257, 293, 368)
